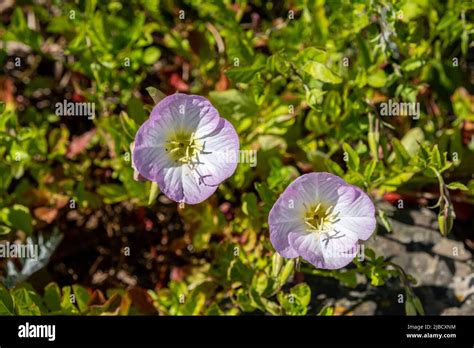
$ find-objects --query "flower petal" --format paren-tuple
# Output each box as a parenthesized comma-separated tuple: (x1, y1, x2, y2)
(268, 172, 375, 269)
(156, 165, 219, 204)
(334, 185, 376, 240)
(132, 118, 175, 182)
(283, 172, 347, 208)
(288, 231, 358, 269)
(269, 220, 300, 258)
(319, 238, 359, 269)
(287, 231, 324, 267)
(194, 118, 240, 186)
(133, 93, 239, 204)
(268, 172, 347, 260)
(150, 93, 218, 134)
(268, 177, 309, 258)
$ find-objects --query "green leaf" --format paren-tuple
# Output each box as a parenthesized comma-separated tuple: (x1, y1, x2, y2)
(446, 182, 468, 191)
(60, 286, 79, 314)
(381, 173, 415, 190)
(391, 138, 411, 166)
(378, 209, 393, 233)
(228, 258, 254, 284)
(342, 143, 360, 172)
(12, 7, 27, 30)
(0, 225, 12, 235)
(367, 70, 387, 88)
(267, 54, 290, 75)
(97, 184, 128, 204)
(205, 303, 224, 315)
(119, 111, 138, 141)
(400, 127, 424, 157)
(261, 297, 282, 315)
(290, 283, 311, 307)
(182, 291, 206, 315)
(148, 182, 159, 205)
(369, 266, 385, 286)
(271, 253, 284, 278)
(226, 66, 263, 84)
(143, 47, 161, 65)
(325, 158, 345, 177)
(317, 305, 334, 316)
(364, 159, 377, 181)
(365, 248, 376, 260)
(0, 163, 12, 194)
(430, 145, 443, 169)
(11, 287, 43, 315)
(44, 283, 62, 312)
(127, 96, 147, 124)
(401, 58, 425, 72)
(72, 285, 90, 313)
(303, 61, 342, 84)
(0, 205, 33, 235)
(267, 163, 299, 191)
(405, 299, 417, 316)
(209, 89, 258, 124)
(0, 285, 15, 315)
(412, 295, 425, 315)
(252, 271, 269, 294)
(277, 291, 306, 315)
(356, 34, 371, 69)
(241, 192, 259, 216)
(146, 87, 166, 105)
(333, 269, 358, 288)
(296, 47, 328, 64)
(236, 289, 256, 312)
(278, 259, 294, 285)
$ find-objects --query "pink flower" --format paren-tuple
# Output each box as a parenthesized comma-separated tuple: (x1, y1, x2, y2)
(268, 172, 376, 269)
(132, 93, 239, 204)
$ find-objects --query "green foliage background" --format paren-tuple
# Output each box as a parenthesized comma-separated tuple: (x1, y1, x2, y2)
(0, 0, 472, 315)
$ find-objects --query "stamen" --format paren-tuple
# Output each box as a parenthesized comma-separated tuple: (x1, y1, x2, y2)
(165, 131, 214, 185)
(304, 203, 339, 234)
(169, 147, 180, 154)
(305, 220, 318, 230)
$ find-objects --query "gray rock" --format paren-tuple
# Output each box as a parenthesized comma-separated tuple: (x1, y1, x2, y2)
(388, 220, 441, 246)
(432, 238, 472, 261)
(366, 235, 405, 258)
(448, 273, 474, 300)
(353, 300, 377, 315)
(441, 296, 474, 315)
(392, 252, 453, 287)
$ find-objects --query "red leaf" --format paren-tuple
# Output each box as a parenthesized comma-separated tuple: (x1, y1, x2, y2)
(215, 72, 229, 91)
(34, 207, 58, 224)
(71, 93, 85, 103)
(66, 128, 96, 159)
(169, 73, 189, 92)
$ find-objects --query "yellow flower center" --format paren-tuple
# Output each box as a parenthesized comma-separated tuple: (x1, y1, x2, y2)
(165, 131, 204, 165)
(304, 203, 340, 233)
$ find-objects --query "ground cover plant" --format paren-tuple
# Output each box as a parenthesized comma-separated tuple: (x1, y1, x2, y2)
(0, 0, 473, 316)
